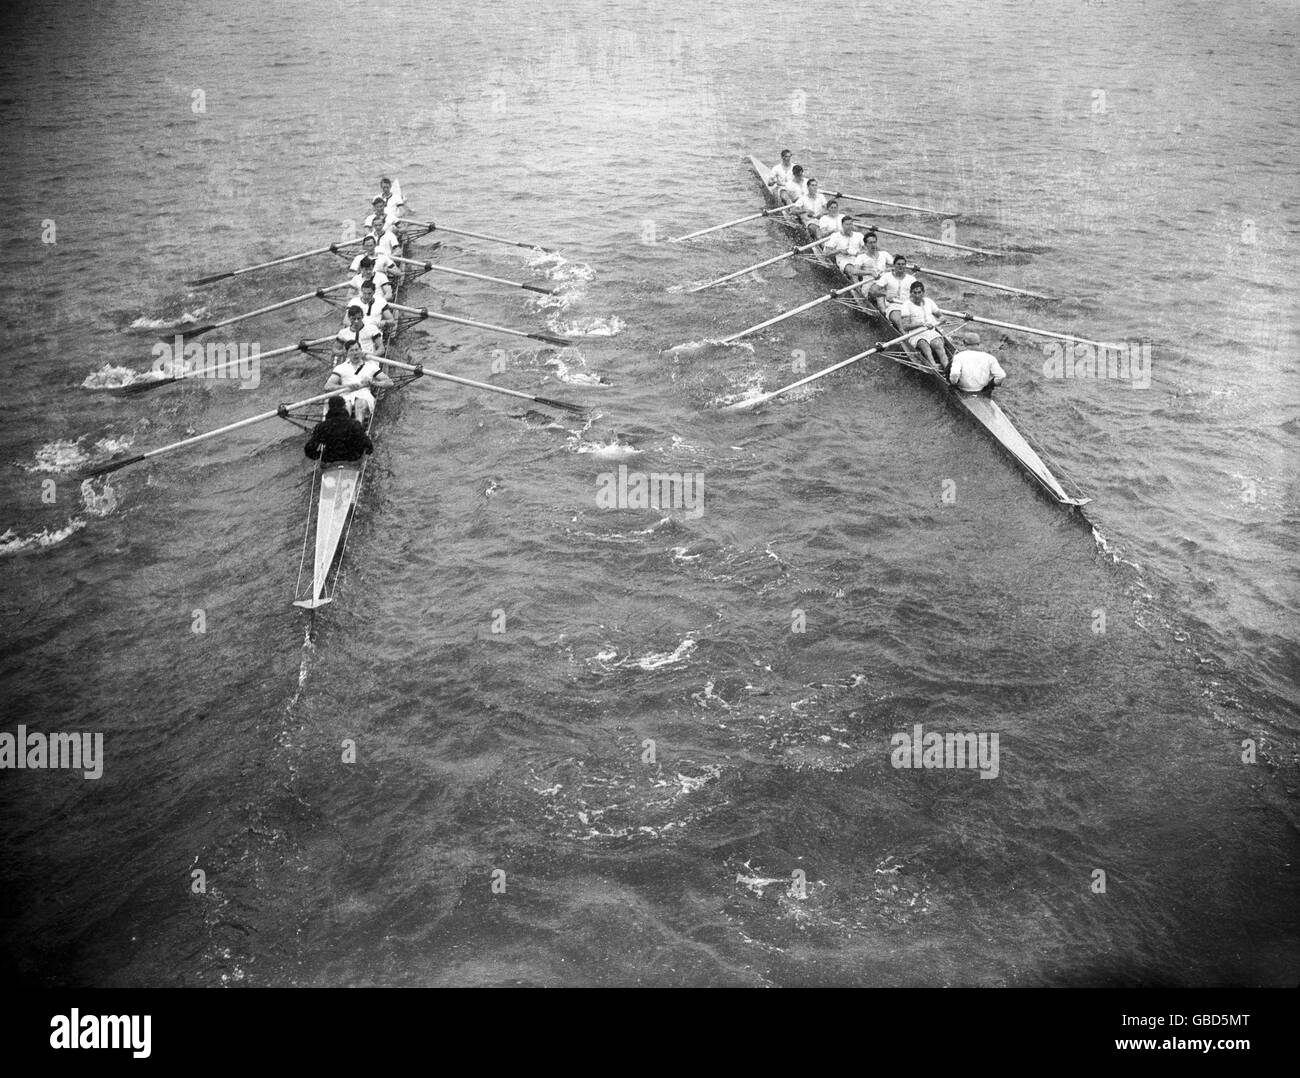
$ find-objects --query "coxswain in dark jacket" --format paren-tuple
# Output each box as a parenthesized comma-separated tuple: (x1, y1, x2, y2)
(304, 396, 374, 463)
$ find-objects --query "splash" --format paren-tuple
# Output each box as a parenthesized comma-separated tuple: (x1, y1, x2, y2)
(0, 520, 87, 556)
(126, 309, 205, 333)
(663, 337, 756, 358)
(546, 314, 625, 338)
(82, 363, 169, 390)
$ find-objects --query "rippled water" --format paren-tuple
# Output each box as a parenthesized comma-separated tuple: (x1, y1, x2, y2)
(0, 0, 1296, 986)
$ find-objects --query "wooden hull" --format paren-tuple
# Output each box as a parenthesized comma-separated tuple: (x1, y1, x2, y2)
(749, 156, 1088, 508)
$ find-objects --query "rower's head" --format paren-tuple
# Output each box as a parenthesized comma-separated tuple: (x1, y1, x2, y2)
(357, 255, 375, 274)
(792, 165, 804, 180)
(346, 305, 364, 327)
(327, 395, 348, 415)
(780, 149, 792, 163)
(371, 196, 385, 214)
(840, 214, 854, 232)
(909, 281, 926, 300)
(962, 330, 980, 346)
(892, 253, 908, 275)
(825, 199, 839, 214)
(864, 229, 878, 250)
(360, 280, 376, 299)
(806, 178, 818, 195)
(380, 176, 392, 193)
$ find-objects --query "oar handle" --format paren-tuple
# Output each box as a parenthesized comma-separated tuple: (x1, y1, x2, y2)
(373, 357, 587, 412)
(403, 219, 556, 253)
(937, 308, 1121, 349)
(387, 302, 571, 347)
(390, 256, 554, 294)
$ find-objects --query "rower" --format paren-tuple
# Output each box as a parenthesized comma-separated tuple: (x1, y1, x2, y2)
(791, 177, 827, 229)
(353, 279, 395, 338)
(305, 395, 375, 463)
(778, 164, 807, 205)
(947, 330, 1007, 395)
(324, 344, 393, 425)
(820, 213, 864, 269)
(814, 198, 844, 238)
(350, 234, 401, 289)
(374, 219, 404, 260)
(349, 255, 393, 301)
(843, 229, 892, 284)
(766, 150, 796, 192)
(868, 254, 919, 331)
(364, 196, 398, 233)
(897, 280, 953, 372)
(334, 305, 385, 360)
(375, 176, 404, 217)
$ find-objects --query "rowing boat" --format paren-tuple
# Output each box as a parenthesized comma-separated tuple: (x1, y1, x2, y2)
(292, 212, 428, 609)
(748, 155, 1089, 508)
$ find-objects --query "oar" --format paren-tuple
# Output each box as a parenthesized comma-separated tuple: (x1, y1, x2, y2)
(389, 255, 554, 294)
(168, 282, 351, 341)
(402, 219, 555, 253)
(830, 190, 951, 216)
(909, 264, 1051, 300)
(687, 235, 834, 294)
(669, 206, 793, 243)
(77, 389, 350, 478)
(185, 243, 363, 287)
(374, 356, 586, 414)
(386, 301, 570, 347)
(938, 309, 1124, 350)
(859, 224, 997, 257)
(118, 335, 338, 395)
(717, 282, 864, 344)
(720, 326, 934, 414)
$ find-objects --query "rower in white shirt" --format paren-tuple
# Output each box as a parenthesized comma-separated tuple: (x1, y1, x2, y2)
(325, 346, 393, 425)
(947, 330, 1007, 395)
(375, 176, 404, 216)
(349, 256, 393, 300)
(868, 254, 919, 331)
(814, 198, 844, 237)
(352, 279, 396, 337)
(791, 178, 828, 228)
(820, 214, 864, 270)
(767, 149, 796, 192)
(779, 164, 807, 205)
(843, 229, 892, 284)
(374, 221, 404, 260)
(349, 234, 401, 288)
(334, 305, 386, 360)
(897, 280, 952, 372)
(364, 196, 399, 233)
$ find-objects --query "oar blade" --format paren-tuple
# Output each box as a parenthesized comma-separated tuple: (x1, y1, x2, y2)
(116, 376, 180, 396)
(184, 271, 233, 287)
(76, 454, 145, 480)
(523, 283, 556, 295)
(529, 332, 572, 347)
(534, 395, 588, 414)
(167, 324, 214, 342)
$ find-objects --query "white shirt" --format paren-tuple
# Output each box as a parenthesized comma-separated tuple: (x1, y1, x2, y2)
(847, 248, 891, 278)
(948, 349, 1006, 392)
(336, 323, 384, 355)
(365, 208, 400, 232)
(376, 229, 403, 258)
(768, 161, 795, 188)
(822, 230, 863, 259)
(350, 251, 399, 276)
(353, 294, 390, 328)
(376, 179, 404, 208)
(898, 296, 941, 330)
(794, 191, 827, 218)
(782, 176, 807, 202)
(349, 270, 391, 296)
(874, 270, 918, 308)
(331, 356, 382, 388)
(816, 212, 844, 234)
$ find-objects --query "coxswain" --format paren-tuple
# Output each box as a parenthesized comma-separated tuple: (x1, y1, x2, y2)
(334, 305, 385, 360)
(791, 177, 827, 229)
(897, 280, 952, 371)
(354, 279, 396, 337)
(843, 229, 892, 284)
(814, 198, 844, 237)
(868, 254, 919, 330)
(766, 150, 796, 192)
(820, 214, 864, 269)
(947, 330, 1007, 395)
(305, 395, 374, 463)
(325, 343, 393, 425)
(778, 164, 807, 205)
(349, 255, 393, 300)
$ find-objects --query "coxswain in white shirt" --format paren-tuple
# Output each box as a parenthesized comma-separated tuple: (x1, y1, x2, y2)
(868, 254, 919, 330)
(843, 229, 892, 284)
(349, 256, 393, 301)
(350, 235, 402, 289)
(767, 149, 795, 192)
(791, 178, 828, 229)
(897, 280, 952, 372)
(353, 279, 395, 337)
(814, 199, 844, 238)
(779, 164, 807, 205)
(334, 305, 386, 360)
(820, 214, 864, 270)
(947, 330, 1007, 395)
(325, 346, 393, 425)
